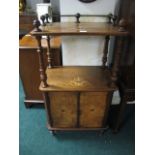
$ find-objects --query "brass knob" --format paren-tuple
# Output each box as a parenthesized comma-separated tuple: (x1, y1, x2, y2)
(40, 15, 46, 26)
(45, 13, 49, 23)
(33, 19, 41, 32)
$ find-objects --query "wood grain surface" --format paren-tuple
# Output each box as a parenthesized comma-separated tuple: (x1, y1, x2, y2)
(19, 35, 61, 49)
(39, 67, 117, 91)
(31, 22, 130, 36)
(48, 91, 111, 128)
(80, 92, 107, 127)
(49, 92, 77, 127)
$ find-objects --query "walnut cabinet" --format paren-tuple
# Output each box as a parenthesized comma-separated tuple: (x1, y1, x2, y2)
(40, 66, 115, 130)
(50, 92, 109, 128)
(30, 14, 129, 133)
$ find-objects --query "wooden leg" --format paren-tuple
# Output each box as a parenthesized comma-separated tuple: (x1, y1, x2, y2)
(99, 130, 105, 136)
(24, 101, 33, 108)
(50, 130, 57, 136)
(113, 95, 127, 133)
(24, 99, 44, 108)
(99, 125, 109, 136)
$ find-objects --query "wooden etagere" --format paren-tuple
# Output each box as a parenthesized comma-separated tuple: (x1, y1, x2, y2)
(30, 13, 129, 135)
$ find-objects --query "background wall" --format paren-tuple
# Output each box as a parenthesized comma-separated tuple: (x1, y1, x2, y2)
(60, 0, 120, 66)
(26, 0, 43, 11)
(26, 0, 59, 14)
(60, 0, 119, 15)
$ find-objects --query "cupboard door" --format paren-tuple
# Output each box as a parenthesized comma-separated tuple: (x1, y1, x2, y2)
(49, 92, 77, 128)
(80, 92, 108, 128)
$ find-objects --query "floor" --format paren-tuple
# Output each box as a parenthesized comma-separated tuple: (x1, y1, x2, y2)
(19, 80, 135, 155)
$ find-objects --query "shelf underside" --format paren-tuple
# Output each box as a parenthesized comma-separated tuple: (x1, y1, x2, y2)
(40, 66, 117, 91)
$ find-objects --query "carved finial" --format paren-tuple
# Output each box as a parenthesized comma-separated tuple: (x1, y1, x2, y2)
(40, 15, 46, 26)
(112, 15, 117, 26)
(33, 19, 41, 32)
(75, 13, 81, 23)
(108, 13, 113, 23)
(118, 19, 128, 32)
(45, 13, 49, 23)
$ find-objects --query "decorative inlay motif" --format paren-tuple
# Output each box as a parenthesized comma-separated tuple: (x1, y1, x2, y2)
(63, 76, 91, 87)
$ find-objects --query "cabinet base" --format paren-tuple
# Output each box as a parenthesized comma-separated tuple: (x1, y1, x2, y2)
(24, 99, 44, 108)
(47, 123, 109, 132)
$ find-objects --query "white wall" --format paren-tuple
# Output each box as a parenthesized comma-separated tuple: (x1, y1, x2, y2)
(60, 0, 119, 66)
(60, 0, 118, 15)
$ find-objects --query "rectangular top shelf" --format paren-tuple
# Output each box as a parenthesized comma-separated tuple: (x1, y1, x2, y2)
(40, 66, 117, 92)
(31, 22, 129, 36)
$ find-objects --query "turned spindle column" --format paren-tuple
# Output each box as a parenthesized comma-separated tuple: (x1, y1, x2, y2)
(46, 36, 54, 68)
(102, 36, 110, 68)
(33, 20, 48, 87)
(111, 37, 123, 85)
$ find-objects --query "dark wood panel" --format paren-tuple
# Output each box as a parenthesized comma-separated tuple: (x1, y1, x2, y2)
(19, 49, 45, 100)
(19, 13, 36, 32)
(114, 0, 135, 132)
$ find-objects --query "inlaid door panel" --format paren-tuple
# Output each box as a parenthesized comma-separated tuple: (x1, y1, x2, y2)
(49, 92, 77, 128)
(80, 92, 107, 128)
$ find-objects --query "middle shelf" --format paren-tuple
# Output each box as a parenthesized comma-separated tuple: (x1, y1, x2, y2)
(39, 66, 117, 92)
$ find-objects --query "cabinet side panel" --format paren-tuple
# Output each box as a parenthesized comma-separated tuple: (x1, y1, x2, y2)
(19, 50, 43, 100)
(80, 92, 107, 128)
(49, 92, 77, 128)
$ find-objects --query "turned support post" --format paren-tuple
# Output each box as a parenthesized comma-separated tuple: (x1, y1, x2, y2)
(36, 36, 48, 87)
(33, 19, 48, 87)
(46, 36, 54, 68)
(102, 36, 110, 68)
(111, 37, 124, 85)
